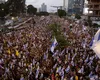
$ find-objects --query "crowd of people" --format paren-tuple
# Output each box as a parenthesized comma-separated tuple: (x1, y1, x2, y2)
(0, 15, 100, 80)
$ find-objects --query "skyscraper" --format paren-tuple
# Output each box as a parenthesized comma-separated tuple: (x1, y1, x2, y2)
(41, 3, 47, 12)
(63, 0, 69, 11)
(68, 0, 84, 15)
(0, 0, 5, 4)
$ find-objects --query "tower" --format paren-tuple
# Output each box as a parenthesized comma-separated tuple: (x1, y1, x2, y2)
(41, 3, 47, 12)
(63, 0, 69, 11)
(63, 0, 65, 9)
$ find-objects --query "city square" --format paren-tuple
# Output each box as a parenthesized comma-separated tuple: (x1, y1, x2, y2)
(0, 0, 100, 80)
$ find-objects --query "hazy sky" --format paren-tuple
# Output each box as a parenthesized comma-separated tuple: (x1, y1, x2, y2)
(26, 0, 63, 12)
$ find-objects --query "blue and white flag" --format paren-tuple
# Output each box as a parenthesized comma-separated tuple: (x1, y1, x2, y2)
(90, 29, 100, 59)
(65, 65, 70, 73)
(50, 37, 58, 53)
(35, 66, 40, 79)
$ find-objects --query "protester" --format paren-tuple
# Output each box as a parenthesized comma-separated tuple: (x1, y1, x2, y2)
(0, 15, 99, 80)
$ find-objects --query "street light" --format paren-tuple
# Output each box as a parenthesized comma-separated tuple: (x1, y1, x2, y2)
(2, 9, 4, 11)
(12, 17, 14, 20)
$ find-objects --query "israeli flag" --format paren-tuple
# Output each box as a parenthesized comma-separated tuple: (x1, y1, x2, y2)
(90, 29, 100, 59)
(50, 37, 58, 53)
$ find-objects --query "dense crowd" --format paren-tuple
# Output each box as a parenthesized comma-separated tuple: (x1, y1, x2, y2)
(0, 15, 100, 80)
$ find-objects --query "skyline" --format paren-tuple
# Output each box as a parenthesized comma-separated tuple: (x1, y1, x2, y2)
(26, 0, 88, 13)
(5, 0, 88, 13)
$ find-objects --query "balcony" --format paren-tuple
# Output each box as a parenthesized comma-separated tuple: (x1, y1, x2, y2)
(88, 0, 100, 2)
(87, 13, 100, 17)
(88, 8, 100, 11)
(88, 2, 100, 5)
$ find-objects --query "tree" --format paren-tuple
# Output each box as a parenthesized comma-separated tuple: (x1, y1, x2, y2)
(48, 23, 70, 50)
(75, 14, 81, 19)
(0, 0, 26, 17)
(27, 5, 37, 15)
(7, 0, 26, 16)
(36, 12, 49, 16)
(93, 23, 100, 28)
(0, 3, 9, 17)
(0, 3, 5, 17)
(57, 9, 66, 17)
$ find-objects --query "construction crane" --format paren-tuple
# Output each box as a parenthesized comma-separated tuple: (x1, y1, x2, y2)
(51, 6, 63, 15)
(51, 6, 63, 10)
(51, 0, 66, 11)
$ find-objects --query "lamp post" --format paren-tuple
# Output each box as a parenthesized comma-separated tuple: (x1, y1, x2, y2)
(2, 8, 4, 11)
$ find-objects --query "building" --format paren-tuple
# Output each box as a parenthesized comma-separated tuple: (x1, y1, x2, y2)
(0, 0, 5, 4)
(37, 8, 41, 12)
(41, 3, 47, 12)
(63, 0, 69, 11)
(68, 0, 84, 15)
(88, 0, 100, 21)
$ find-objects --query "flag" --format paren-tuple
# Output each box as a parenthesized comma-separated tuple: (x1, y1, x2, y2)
(50, 37, 58, 53)
(85, 55, 89, 63)
(43, 53, 48, 60)
(56, 66, 61, 73)
(78, 66, 84, 74)
(75, 76, 78, 80)
(65, 65, 70, 73)
(72, 53, 77, 61)
(82, 40, 86, 48)
(43, 49, 48, 59)
(35, 66, 40, 79)
(90, 29, 100, 59)
(60, 49, 65, 56)
(53, 63, 57, 69)
(16, 50, 19, 56)
(7, 49, 11, 55)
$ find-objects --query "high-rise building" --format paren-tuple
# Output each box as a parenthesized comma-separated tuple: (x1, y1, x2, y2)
(0, 0, 5, 4)
(41, 3, 47, 12)
(68, 0, 84, 15)
(87, 0, 100, 21)
(63, 0, 69, 11)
